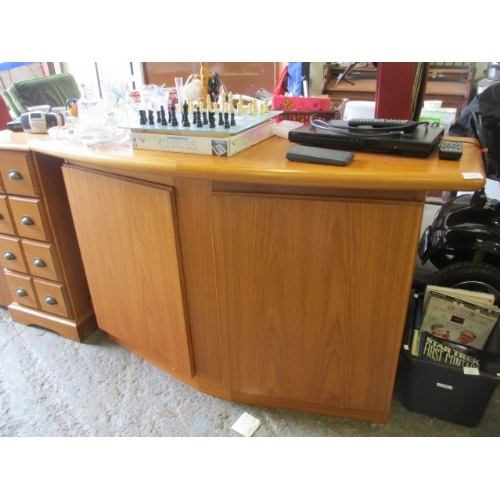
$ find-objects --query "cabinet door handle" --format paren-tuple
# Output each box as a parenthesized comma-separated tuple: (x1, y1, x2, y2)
(16, 288, 28, 297)
(4, 252, 16, 260)
(34, 258, 46, 267)
(8, 170, 23, 181)
(45, 296, 58, 306)
(21, 216, 34, 226)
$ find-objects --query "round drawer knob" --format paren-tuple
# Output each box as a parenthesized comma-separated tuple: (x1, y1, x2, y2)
(21, 216, 34, 226)
(45, 296, 58, 306)
(8, 170, 23, 181)
(34, 259, 46, 268)
(4, 252, 16, 260)
(16, 288, 28, 297)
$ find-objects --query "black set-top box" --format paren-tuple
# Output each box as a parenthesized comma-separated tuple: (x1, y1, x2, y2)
(288, 120, 444, 157)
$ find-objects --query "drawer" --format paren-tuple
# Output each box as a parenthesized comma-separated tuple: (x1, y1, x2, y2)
(0, 195, 16, 235)
(4, 269, 39, 310)
(22, 240, 63, 281)
(0, 151, 40, 197)
(33, 278, 71, 318)
(0, 235, 28, 273)
(8, 196, 52, 241)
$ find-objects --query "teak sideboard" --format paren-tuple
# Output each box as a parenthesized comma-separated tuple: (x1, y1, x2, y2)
(0, 130, 485, 424)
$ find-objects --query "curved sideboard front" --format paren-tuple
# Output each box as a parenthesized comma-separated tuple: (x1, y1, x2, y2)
(0, 130, 486, 423)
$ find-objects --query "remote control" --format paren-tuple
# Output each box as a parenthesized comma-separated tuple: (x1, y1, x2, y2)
(347, 118, 419, 133)
(439, 140, 462, 160)
(286, 144, 354, 166)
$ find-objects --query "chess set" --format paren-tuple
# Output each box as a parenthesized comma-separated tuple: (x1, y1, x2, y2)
(126, 97, 282, 157)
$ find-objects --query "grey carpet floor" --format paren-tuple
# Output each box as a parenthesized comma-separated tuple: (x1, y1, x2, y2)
(1, 306, 499, 437)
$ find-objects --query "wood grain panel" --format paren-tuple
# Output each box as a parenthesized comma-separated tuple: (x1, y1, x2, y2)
(11, 132, 484, 193)
(0, 268, 12, 306)
(0, 150, 40, 197)
(173, 178, 223, 382)
(8, 196, 52, 241)
(22, 240, 63, 282)
(211, 192, 422, 416)
(62, 165, 194, 377)
(0, 235, 28, 273)
(33, 278, 71, 318)
(32, 153, 93, 318)
(0, 146, 96, 340)
(4, 270, 39, 310)
(0, 195, 17, 236)
(8, 304, 97, 343)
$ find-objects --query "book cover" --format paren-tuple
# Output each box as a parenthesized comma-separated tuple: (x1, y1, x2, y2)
(413, 293, 425, 331)
(410, 328, 422, 356)
(419, 331, 481, 369)
(420, 290, 500, 351)
(423, 284, 495, 311)
(409, 293, 425, 356)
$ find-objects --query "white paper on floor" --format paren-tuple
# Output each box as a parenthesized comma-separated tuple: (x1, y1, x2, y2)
(231, 412, 261, 437)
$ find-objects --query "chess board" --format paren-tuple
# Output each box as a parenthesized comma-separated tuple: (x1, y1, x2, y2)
(127, 110, 282, 137)
(127, 110, 282, 157)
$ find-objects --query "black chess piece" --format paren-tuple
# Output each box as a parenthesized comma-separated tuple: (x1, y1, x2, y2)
(218, 112, 224, 126)
(230, 112, 236, 126)
(192, 109, 198, 126)
(182, 101, 190, 127)
(202, 111, 208, 125)
(139, 110, 147, 125)
(160, 106, 167, 126)
(157, 110, 161, 124)
(196, 109, 203, 128)
(207, 72, 221, 103)
(209, 111, 216, 128)
(148, 110, 155, 125)
(171, 104, 178, 126)
(224, 112, 230, 129)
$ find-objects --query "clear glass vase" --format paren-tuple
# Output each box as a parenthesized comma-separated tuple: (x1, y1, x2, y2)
(78, 84, 107, 131)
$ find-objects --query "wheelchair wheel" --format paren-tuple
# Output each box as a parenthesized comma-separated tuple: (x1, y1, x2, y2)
(428, 249, 475, 270)
(431, 261, 500, 305)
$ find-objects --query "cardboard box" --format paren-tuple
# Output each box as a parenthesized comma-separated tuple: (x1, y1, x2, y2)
(131, 117, 277, 157)
(273, 96, 332, 113)
(273, 97, 347, 124)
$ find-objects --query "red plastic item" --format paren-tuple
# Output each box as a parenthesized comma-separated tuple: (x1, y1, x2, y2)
(0, 96, 12, 130)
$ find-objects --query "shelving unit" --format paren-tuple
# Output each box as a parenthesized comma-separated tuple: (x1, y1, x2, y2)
(322, 63, 477, 119)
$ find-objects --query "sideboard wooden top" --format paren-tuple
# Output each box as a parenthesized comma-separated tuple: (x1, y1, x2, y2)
(0, 130, 485, 192)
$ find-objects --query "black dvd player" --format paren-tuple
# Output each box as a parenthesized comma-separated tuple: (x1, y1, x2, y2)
(288, 121, 444, 157)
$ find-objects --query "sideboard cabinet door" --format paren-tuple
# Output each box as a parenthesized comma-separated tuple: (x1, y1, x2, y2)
(62, 165, 193, 377)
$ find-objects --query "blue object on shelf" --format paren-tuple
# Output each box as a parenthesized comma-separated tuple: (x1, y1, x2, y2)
(0, 62, 33, 72)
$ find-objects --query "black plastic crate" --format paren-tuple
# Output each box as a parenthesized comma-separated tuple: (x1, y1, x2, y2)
(398, 291, 500, 427)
